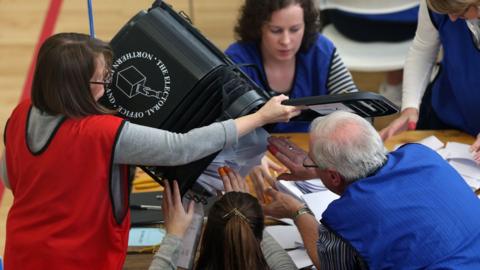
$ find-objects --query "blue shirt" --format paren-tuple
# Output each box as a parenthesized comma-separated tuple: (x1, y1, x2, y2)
(322, 144, 480, 269)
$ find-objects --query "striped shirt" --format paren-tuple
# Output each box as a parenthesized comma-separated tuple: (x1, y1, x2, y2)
(317, 224, 368, 270)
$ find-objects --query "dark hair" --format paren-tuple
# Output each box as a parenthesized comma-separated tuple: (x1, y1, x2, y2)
(31, 32, 114, 118)
(195, 192, 269, 270)
(234, 0, 320, 52)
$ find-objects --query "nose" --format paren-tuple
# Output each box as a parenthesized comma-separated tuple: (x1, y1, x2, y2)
(448, 14, 459, 21)
(280, 31, 291, 45)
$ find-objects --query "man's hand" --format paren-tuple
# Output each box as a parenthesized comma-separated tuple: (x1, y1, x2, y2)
(379, 108, 419, 141)
(263, 188, 304, 219)
(268, 136, 317, 180)
(162, 180, 195, 238)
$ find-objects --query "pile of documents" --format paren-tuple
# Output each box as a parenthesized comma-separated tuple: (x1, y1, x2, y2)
(272, 179, 340, 268)
(404, 136, 480, 191)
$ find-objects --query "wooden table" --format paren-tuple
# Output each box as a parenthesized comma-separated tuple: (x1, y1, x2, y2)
(123, 129, 476, 269)
(277, 130, 475, 151)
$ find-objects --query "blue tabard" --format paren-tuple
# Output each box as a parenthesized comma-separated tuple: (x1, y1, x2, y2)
(225, 34, 335, 132)
(428, 11, 480, 136)
(322, 144, 480, 269)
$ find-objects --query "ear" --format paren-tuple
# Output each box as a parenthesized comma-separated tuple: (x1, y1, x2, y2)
(325, 169, 344, 187)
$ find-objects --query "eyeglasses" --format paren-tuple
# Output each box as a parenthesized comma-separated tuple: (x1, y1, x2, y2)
(302, 155, 319, 168)
(90, 69, 114, 87)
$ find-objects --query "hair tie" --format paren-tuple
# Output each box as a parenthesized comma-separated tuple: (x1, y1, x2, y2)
(222, 208, 249, 223)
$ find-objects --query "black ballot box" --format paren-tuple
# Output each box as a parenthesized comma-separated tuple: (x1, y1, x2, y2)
(100, 1, 268, 194)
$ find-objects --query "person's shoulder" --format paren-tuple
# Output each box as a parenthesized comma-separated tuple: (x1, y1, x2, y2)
(225, 41, 260, 62)
(83, 114, 125, 130)
(397, 143, 437, 156)
(300, 34, 335, 59)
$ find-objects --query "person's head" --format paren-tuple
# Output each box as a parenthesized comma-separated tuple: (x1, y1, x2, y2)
(427, 0, 480, 21)
(195, 192, 269, 270)
(234, 0, 319, 61)
(306, 111, 387, 194)
(31, 32, 114, 118)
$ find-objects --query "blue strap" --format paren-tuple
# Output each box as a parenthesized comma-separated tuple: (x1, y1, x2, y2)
(87, 0, 95, 38)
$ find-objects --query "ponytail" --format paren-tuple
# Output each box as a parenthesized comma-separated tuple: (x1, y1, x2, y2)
(223, 214, 269, 270)
(195, 192, 269, 270)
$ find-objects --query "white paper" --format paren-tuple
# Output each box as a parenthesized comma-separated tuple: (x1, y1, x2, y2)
(308, 103, 355, 115)
(416, 135, 445, 151)
(287, 248, 313, 269)
(277, 180, 305, 201)
(449, 159, 480, 180)
(444, 142, 475, 160)
(177, 200, 204, 269)
(128, 227, 165, 247)
(265, 225, 304, 249)
(302, 190, 340, 219)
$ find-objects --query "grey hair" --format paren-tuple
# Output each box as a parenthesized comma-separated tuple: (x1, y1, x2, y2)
(309, 111, 388, 183)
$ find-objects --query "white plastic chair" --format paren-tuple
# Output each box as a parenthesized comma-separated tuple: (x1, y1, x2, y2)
(318, 0, 419, 72)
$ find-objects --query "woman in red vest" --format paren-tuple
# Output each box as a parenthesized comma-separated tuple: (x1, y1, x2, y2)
(0, 32, 300, 270)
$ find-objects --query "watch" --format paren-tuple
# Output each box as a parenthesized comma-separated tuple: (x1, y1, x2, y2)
(292, 205, 314, 221)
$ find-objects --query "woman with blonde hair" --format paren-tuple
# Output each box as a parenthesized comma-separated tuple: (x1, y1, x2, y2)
(380, 0, 480, 164)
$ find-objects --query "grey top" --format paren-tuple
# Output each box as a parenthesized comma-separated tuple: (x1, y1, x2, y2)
(149, 231, 298, 270)
(1, 106, 237, 187)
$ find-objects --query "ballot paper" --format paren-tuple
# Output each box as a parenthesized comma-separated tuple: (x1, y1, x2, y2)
(128, 227, 165, 247)
(265, 225, 303, 250)
(287, 249, 313, 269)
(197, 128, 268, 194)
(277, 179, 328, 201)
(302, 191, 340, 219)
(404, 136, 480, 191)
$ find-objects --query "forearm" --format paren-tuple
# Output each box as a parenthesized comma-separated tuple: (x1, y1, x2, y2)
(402, 0, 441, 111)
(148, 234, 183, 270)
(234, 113, 266, 138)
(295, 214, 321, 269)
(114, 120, 237, 166)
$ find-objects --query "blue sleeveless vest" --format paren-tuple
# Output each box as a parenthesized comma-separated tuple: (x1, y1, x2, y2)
(225, 34, 335, 132)
(322, 144, 480, 269)
(428, 11, 480, 136)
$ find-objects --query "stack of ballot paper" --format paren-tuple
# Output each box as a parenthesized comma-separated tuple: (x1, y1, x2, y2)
(399, 136, 480, 192)
(265, 225, 313, 268)
(197, 128, 268, 194)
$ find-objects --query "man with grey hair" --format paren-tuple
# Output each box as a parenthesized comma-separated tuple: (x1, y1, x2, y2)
(264, 111, 480, 270)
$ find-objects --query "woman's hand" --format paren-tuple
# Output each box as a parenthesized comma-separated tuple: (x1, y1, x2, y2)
(379, 108, 419, 141)
(234, 95, 302, 137)
(255, 95, 302, 125)
(249, 155, 286, 202)
(162, 180, 195, 238)
(470, 133, 480, 164)
(268, 136, 318, 180)
(218, 166, 248, 193)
